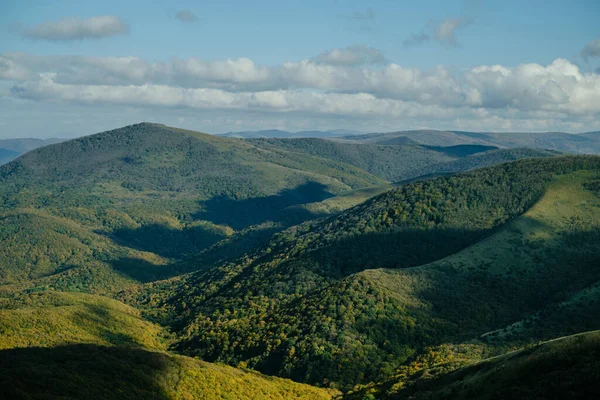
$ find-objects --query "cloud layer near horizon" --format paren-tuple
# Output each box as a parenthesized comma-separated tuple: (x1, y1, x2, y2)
(1, 49, 599, 133)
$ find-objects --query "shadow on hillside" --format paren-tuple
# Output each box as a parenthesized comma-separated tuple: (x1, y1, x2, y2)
(0, 344, 172, 400)
(101, 223, 228, 260)
(194, 181, 334, 229)
(424, 144, 497, 158)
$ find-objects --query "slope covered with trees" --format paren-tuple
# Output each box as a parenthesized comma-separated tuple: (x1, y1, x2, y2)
(127, 156, 600, 390)
(0, 123, 386, 293)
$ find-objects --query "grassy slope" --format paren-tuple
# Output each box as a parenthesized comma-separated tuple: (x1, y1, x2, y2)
(0, 290, 337, 399)
(0, 345, 337, 400)
(0, 291, 168, 350)
(346, 330, 600, 400)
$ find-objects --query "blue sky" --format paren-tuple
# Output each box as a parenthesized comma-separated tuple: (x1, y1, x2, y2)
(1, 0, 599, 138)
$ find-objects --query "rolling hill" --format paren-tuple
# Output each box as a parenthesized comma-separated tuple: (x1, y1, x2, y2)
(127, 156, 600, 390)
(2, 123, 599, 398)
(0, 123, 558, 295)
(0, 123, 387, 293)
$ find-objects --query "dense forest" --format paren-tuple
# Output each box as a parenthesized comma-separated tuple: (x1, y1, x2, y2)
(127, 155, 600, 389)
(1, 123, 600, 398)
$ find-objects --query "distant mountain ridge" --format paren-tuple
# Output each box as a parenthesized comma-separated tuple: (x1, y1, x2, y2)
(340, 129, 600, 154)
(218, 129, 365, 139)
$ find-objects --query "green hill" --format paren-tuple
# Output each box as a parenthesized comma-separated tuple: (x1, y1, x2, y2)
(2, 124, 598, 397)
(0, 124, 558, 295)
(0, 345, 336, 400)
(248, 138, 458, 181)
(0, 290, 336, 399)
(345, 330, 600, 400)
(128, 156, 600, 389)
(0, 291, 168, 350)
(0, 123, 386, 293)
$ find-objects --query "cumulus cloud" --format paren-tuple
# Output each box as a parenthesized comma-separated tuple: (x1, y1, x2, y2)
(313, 45, 387, 66)
(176, 10, 197, 23)
(1, 52, 599, 131)
(23, 15, 129, 41)
(581, 39, 600, 62)
(404, 17, 472, 47)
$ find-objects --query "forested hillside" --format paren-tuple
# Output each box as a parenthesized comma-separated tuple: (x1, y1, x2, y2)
(127, 156, 600, 390)
(0, 123, 386, 293)
(2, 123, 599, 398)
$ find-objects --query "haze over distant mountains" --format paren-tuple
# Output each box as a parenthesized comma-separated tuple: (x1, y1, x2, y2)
(217, 129, 365, 139)
(0, 138, 64, 165)
(219, 129, 600, 154)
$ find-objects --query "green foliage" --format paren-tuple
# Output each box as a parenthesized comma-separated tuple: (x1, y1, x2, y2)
(129, 156, 600, 389)
(0, 291, 169, 350)
(249, 138, 456, 181)
(345, 330, 600, 399)
(0, 344, 337, 400)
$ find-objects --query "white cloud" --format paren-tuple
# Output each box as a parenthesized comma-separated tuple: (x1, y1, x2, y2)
(313, 45, 387, 66)
(23, 16, 129, 41)
(2, 52, 599, 132)
(581, 39, 600, 62)
(176, 10, 197, 23)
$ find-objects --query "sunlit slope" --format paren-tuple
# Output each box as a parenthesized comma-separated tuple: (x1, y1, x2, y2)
(0, 290, 337, 399)
(345, 330, 600, 400)
(0, 345, 337, 400)
(0, 291, 168, 350)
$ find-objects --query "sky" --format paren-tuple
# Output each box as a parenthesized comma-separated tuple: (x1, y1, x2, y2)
(1, 0, 599, 138)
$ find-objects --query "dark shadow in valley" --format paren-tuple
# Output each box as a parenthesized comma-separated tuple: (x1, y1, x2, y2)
(193, 181, 334, 230)
(98, 223, 228, 259)
(0, 344, 172, 400)
(424, 144, 498, 158)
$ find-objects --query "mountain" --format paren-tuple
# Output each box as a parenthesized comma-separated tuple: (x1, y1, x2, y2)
(0, 124, 558, 295)
(218, 129, 365, 139)
(2, 123, 599, 398)
(0, 123, 385, 293)
(128, 156, 600, 390)
(342, 129, 600, 154)
(0, 137, 64, 165)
